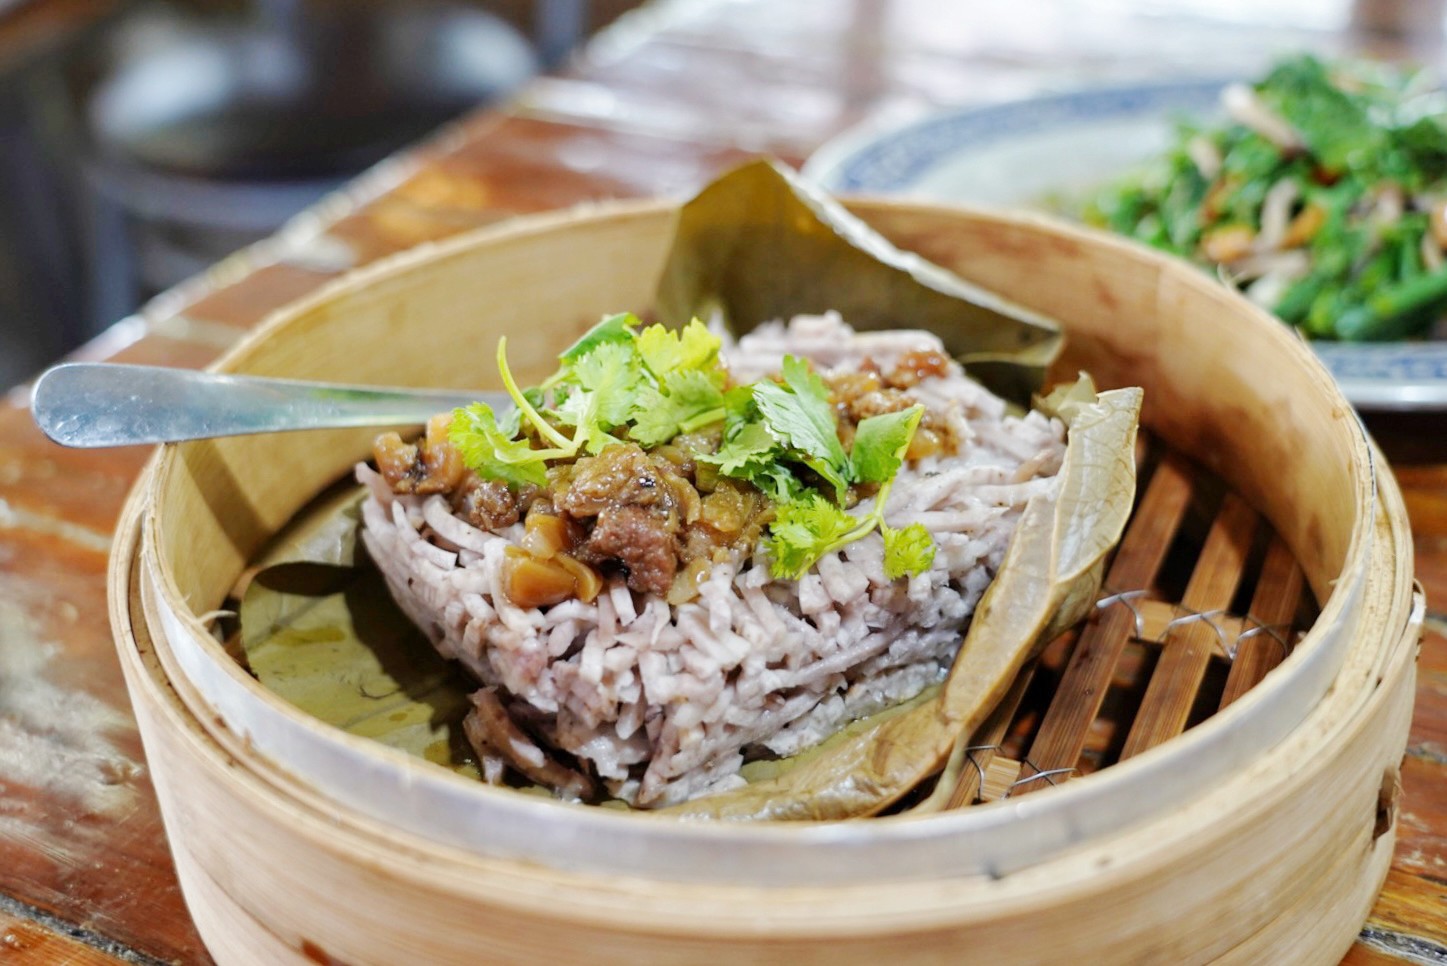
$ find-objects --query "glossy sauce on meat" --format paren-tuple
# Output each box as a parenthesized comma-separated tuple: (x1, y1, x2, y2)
(373, 426, 770, 606)
(825, 349, 958, 460)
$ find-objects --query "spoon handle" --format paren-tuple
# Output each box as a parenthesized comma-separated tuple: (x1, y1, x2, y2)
(31, 363, 507, 448)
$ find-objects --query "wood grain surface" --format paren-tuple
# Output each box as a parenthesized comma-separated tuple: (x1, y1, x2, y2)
(0, 0, 1444, 962)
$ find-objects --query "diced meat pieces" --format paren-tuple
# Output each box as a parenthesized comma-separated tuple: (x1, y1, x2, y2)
(557, 444, 700, 596)
(372, 432, 419, 486)
(826, 365, 959, 457)
(886, 348, 952, 388)
(453, 477, 523, 531)
(847, 386, 917, 422)
(584, 504, 678, 596)
(373, 414, 466, 494)
(557, 444, 672, 517)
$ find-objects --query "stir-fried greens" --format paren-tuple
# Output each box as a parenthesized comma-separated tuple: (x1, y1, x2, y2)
(1086, 55, 1447, 340)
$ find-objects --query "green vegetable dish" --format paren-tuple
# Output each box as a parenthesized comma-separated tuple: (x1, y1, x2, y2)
(1086, 54, 1447, 340)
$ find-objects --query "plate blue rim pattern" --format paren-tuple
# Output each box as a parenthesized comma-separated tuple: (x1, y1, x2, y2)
(824, 80, 1227, 194)
(1310, 341, 1447, 409)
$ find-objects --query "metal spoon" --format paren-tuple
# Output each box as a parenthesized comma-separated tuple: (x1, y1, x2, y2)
(31, 363, 508, 448)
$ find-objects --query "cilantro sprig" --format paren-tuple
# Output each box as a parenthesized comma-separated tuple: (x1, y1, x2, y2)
(705, 358, 934, 579)
(751, 356, 852, 501)
(450, 313, 726, 484)
(746, 402, 935, 580)
(447, 314, 936, 584)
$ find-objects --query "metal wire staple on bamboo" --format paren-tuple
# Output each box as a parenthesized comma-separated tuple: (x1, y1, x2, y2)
(934, 435, 1312, 809)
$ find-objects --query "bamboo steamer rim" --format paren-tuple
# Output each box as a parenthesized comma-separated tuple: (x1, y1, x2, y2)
(137, 197, 1398, 885)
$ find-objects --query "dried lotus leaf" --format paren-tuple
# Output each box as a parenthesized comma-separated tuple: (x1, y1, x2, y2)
(238, 489, 479, 777)
(655, 159, 1064, 406)
(666, 378, 1143, 820)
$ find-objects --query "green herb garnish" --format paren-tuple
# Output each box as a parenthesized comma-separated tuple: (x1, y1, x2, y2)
(750, 356, 852, 501)
(760, 404, 935, 581)
(448, 314, 936, 581)
(449, 400, 549, 489)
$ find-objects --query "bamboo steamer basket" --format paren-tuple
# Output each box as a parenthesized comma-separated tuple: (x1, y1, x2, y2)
(110, 199, 1422, 964)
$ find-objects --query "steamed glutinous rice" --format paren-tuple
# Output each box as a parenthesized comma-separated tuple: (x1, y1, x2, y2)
(357, 312, 1065, 806)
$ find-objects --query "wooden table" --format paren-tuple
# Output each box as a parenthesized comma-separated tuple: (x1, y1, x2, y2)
(2, 1, 1444, 962)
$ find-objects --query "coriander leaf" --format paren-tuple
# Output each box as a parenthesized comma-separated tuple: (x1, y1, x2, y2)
(781, 356, 850, 470)
(721, 384, 760, 436)
(555, 391, 625, 455)
(882, 523, 936, 579)
(851, 406, 923, 484)
(498, 337, 573, 450)
(629, 369, 726, 447)
(559, 312, 639, 364)
(706, 420, 781, 475)
(748, 463, 805, 505)
(800, 455, 852, 503)
(636, 319, 721, 377)
(496, 400, 523, 438)
(571, 341, 642, 428)
(752, 355, 848, 476)
(552, 340, 645, 454)
(663, 366, 725, 408)
(700, 416, 804, 503)
(765, 492, 857, 579)
(448, 403, 549, 488)
(706, 420, 802, 502)
(626, 389, 680, 447)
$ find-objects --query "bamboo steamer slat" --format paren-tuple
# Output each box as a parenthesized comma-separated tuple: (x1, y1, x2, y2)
(109, 199, 1422, 963)
(1119, 490, 1259, 758)
(1024, 450, 1197, 775)
(1218, 536, 1303, 709)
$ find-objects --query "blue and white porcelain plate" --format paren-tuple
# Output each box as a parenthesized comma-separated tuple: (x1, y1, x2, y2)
(804, 81, 1447, 411)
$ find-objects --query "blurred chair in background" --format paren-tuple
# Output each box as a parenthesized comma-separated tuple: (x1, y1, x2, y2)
(0, 0, 121, 387)
(0, 0, 632, 387)
(79, 0, 538, 326)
